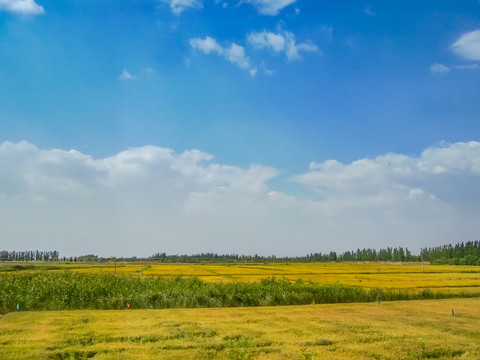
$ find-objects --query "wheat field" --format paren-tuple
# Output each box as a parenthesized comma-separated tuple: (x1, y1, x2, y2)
(67, 262, 480, 294)
(1, 298, 479, 359)
(1, 262, 480, 359)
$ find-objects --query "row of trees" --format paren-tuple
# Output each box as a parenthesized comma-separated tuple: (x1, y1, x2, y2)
(305, 247, 415, 263)
(0, 250, 59, 262)
(150, 247, 416, 264)
(150, 242, 479, 264)
(420, 241, 480, 265)
(1, 241, 479, 265)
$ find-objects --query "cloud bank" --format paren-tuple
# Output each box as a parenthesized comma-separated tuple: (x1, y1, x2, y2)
(1, 141, 479, 257)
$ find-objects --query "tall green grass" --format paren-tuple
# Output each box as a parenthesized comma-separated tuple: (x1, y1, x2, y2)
(0, 272, 477, 314)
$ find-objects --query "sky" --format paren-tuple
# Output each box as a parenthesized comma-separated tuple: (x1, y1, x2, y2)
(0, 0, 480, 257)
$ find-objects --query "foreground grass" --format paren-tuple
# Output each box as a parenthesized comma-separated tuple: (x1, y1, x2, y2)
(0, 298, 479, 359)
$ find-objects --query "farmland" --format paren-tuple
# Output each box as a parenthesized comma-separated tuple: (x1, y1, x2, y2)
(1, 298, 479, 359)
(1, 262, 479, 359)
(2, 261, 479, 294)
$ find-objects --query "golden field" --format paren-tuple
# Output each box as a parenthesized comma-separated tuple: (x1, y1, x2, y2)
(1, 298, 479, 359)
(63, 262, 480, 293)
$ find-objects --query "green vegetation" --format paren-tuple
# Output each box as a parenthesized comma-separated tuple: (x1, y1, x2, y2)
(422, 241, 480, 265)
(1, 272, 478, 314)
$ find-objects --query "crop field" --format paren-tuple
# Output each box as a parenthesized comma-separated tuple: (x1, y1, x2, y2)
(1, 298, 479, 360)
(2, 262, 479, 294)
(1, 262, 479, 359)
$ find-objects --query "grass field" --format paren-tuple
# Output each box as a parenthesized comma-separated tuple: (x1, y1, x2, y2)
(1, 298, 479, 360)
(2, 262, 479, 294)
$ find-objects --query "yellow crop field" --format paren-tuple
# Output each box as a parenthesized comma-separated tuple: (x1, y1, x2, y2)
(1, 298, 479, 359)
(2, 262, 480, 295)
(66, 262, 480, 294)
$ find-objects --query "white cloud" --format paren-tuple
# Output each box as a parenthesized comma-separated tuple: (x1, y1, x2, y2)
(292, 141, 480, 203)
(430, 63, 450, 74)
(248, 30, 318, 61)
(190, 36, 223, 55)
(451, 29, 480, 61)
(1, 141, 479, 257)
(244, 0, 297, 16)
(363, 5, 375, 16)
(190, 36, 256, 75)
(161, 0, 202, 15)
(406, 188, 435, 201)
(0, 0, 44, 15)
(248, 31, 286, 52)
(225, 43, 251, 69)
(452, 63, 479, 70)
(430, 62, 479, 75)
(117, 69, 135, 80)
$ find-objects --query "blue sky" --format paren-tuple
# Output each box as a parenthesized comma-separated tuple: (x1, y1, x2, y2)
(1, 0, 480, 256)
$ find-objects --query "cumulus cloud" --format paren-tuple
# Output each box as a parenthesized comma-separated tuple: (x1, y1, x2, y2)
(431, 30, 480, 74)
(190, 37, 222, 54)
(292, 141, 480, 205)
(244, 0, 297, 16)
(247, 30, 318, 61)
(161, 0, 202, 15)
(451, 29, 480, 61)
(0, 141, 279, 255)
(190, 36, 257, 75)
(224, 44, 252, 70)
(0, 0, 44, 15)
(1, 141, 480, 257)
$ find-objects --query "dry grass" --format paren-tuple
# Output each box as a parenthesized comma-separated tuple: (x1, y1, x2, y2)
(1, 298, 479, 359)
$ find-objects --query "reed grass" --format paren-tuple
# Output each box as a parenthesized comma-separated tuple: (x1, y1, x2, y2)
(1, 272, 478, 314)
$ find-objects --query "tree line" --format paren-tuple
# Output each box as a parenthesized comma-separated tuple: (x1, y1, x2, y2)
(420, 241, 480, 265)
(0, 250, 59, 262)
(1, 240, 479, 265)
